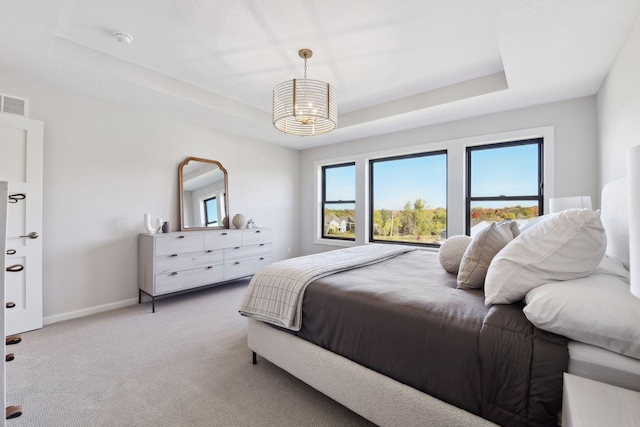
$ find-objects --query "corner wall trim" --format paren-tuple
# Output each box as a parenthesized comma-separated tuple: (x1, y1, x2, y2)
(43, 298, 139, 325)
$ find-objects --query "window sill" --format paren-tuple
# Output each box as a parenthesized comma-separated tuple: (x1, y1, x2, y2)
(313, 239, 441, 254)
(313, 238, 357, 248)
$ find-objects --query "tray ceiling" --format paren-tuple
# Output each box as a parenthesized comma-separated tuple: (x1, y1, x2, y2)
(1, 0, 639, 149)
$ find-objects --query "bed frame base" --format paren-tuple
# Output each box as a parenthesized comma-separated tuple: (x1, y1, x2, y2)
(247, 319, 495, 427)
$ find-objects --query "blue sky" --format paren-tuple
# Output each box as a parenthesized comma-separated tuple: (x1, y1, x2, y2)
(372, 154, 447, 210)
(326, 143, 539, 211)
(325, 165, 356, 201)
(470, 144, 538, 197)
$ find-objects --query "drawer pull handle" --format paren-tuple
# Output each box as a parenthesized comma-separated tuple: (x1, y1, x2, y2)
(6, 249, 16, 255)
(170, 272, 178, 276)
(255, 230, 261, 233)
(178, 235, 185, 239)
(6, 335, 21, 345)
(206, 266, 213, 269)
(234, 261, 240, 265)
(8, 193, 25, 204)
(222, 232, 228, 236)
(6, 302, 15, 309)
(259, 244, 264, 246)
(6, 404, 23, 420)
(206, 250, 213, 253)
(170, 254, 178, 257)
(6, 264, 24, 272)
(234, 246, 240, 249)
(259, 257, 265, 261)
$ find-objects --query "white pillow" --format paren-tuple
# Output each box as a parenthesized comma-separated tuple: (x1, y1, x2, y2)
(593, 255, 630, 283)
(524, 274, 640, 360)
(457, 222, 513, 289)
(519, 214, 548, 233)
(438, 235, 472, 273)
(497, 219, 520, 238)
(508, 220, 521, 238)
(484, 209, 606, 305)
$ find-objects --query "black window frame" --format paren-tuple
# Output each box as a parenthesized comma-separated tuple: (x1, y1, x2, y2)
(465, 138, 543, 235)
(204, 196, 219, 226)
(369, 150, 448, 248)
(321, 162, 356, 241)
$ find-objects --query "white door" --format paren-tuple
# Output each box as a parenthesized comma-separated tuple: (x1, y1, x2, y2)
(1, 181, 9, 422)
(0, 114, 43, 335)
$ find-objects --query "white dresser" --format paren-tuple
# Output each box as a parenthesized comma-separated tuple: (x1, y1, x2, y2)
(138, 228, 272, 311)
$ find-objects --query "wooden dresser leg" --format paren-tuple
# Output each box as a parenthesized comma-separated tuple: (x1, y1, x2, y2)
(252, 351, 257, 365)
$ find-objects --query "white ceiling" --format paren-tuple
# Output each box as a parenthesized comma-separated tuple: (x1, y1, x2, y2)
(1, 0, 639, 149)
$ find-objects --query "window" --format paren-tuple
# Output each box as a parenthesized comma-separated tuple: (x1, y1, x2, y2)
(370, 151, 447, 247)
(466, 139, 543, 236)
(322, 163, 356, 240)
(204, 196, 218, 226)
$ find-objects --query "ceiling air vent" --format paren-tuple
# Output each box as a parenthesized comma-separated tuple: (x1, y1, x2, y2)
(0, 94, 29, 117)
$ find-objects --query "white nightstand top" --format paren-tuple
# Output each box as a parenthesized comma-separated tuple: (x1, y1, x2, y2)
(563, 373, 640, 427)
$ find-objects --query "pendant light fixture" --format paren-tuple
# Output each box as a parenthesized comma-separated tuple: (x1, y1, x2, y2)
(273, 49, 337, 136)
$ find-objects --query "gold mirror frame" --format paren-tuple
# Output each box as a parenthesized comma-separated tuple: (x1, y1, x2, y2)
(179, 157, 229, 231)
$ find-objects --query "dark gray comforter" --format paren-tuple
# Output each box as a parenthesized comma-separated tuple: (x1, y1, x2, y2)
(294, 250, 568, 426)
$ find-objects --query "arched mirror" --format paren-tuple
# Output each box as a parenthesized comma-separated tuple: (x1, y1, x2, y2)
(179, 157, 229, 230)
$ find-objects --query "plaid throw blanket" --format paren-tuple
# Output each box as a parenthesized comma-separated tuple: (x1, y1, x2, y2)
(239, 244, 416, 331)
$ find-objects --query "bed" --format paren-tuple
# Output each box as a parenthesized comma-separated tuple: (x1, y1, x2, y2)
(240, 178, 640, 426)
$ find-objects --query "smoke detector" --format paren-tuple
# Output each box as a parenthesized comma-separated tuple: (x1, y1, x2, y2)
(114, 32, 133, 45)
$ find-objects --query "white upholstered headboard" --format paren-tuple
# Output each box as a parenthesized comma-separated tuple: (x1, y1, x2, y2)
(600, 178, 629, 269)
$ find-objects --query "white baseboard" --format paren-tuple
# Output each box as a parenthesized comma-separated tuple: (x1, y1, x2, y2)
(43, 298, 139, 325)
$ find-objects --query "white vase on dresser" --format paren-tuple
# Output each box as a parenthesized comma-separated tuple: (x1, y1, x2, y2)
(232, 214, 247, 229)
(138, 228, 272, 312)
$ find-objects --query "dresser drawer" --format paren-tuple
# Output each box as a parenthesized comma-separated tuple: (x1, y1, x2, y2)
(204, 230, 243, 250)
(155, 266, 224, 295)
(224, 256, 272, 280)
(155, 234, 204, 256)
(155, 249, 224, 275)
(242, 229, 272, 246)
(224, 243, 272, 263)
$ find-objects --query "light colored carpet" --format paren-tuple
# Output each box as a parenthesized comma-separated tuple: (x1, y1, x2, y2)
(6, 280, 375, 426)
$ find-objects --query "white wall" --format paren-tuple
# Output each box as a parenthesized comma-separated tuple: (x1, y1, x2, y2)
(0, 75, 299, 323)
(597, 13, 640, 186)
(299, 96, 598, 256)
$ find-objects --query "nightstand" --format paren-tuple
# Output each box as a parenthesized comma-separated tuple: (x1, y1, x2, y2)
(563, 373, 640, 426)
